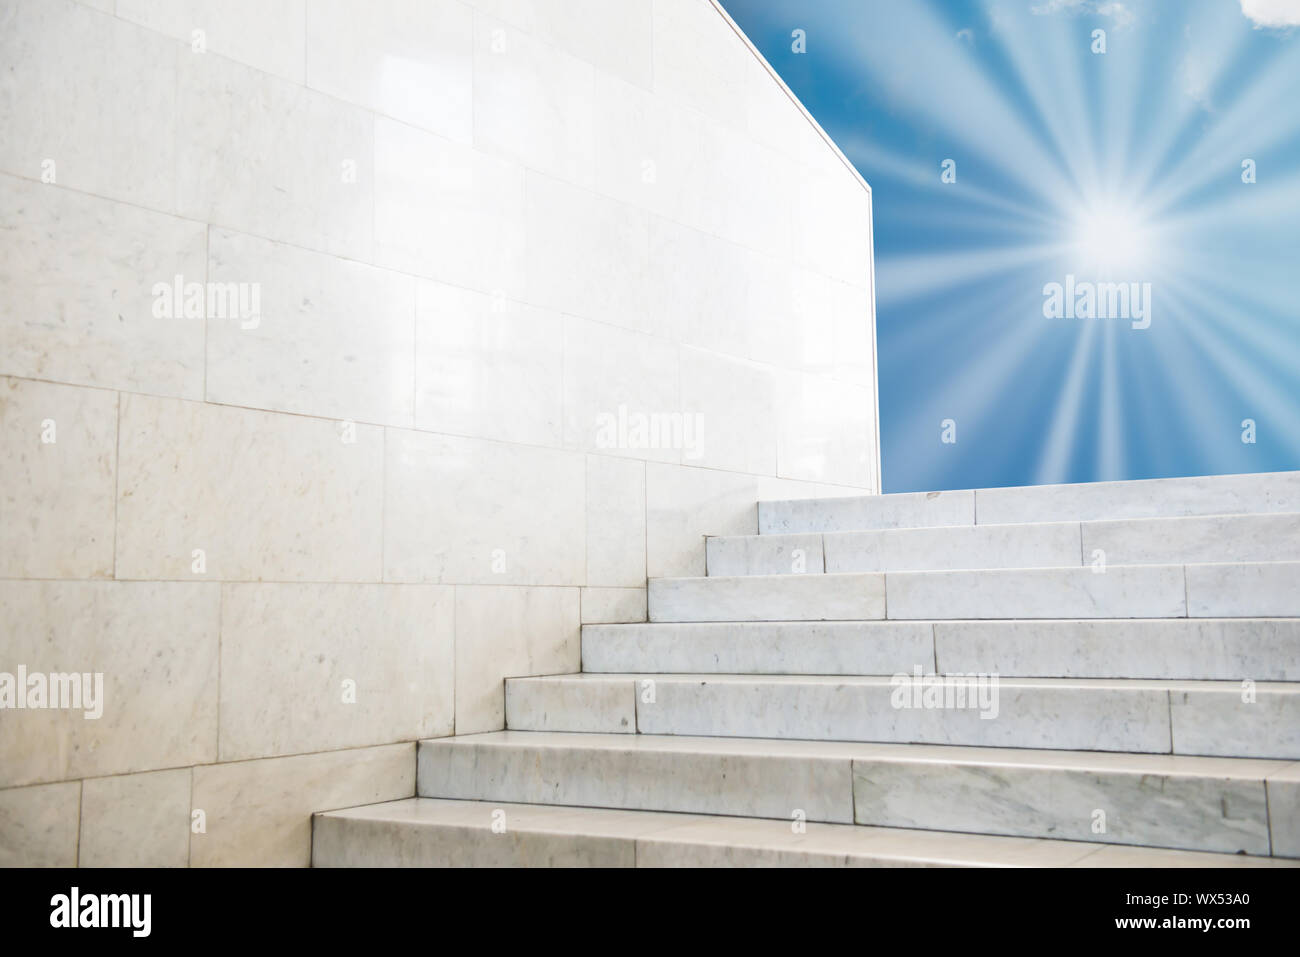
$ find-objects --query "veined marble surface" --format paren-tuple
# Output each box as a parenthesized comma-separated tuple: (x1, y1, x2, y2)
(649, 572, 885, 622)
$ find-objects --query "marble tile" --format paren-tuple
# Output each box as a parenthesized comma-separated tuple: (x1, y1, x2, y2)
(175, 47, 373, 261)
(710, 124, 795, 262)
(0, 782, 80, 867)
(118, 0, 306, 83)
(593, 71, 718, 234)
(650, 0, 753, 133)
(314, 798, 637, 867)
(469, 0, 653, 89)
(1083, 513, 1300, 565)
(79, 768, 191, 867)
(1170, 686, 1300, 759)
(852, 754, 1274, 855)
(0, 0, 176, 211)
(306, 0, 471, 141)
(585, 456, 646, 587)
(646, 462, 758, 578)
(790, 267, 875, 386)
(418, 731, 855, 822)
(374, 117, 526, 297)
(205, 229, 416, 427)
(562, 316, 682, 463)
(218, 584, 454, 761)
(0, 174, 207, 398)
(472, 14, 594, 187)
(1186, 562, 1300, 617)
(934, 619, 1300, 681)
(580, 621, 934, 675)
(314, 798, 692, 867)
(632, 676, 1170, 752)
(524, 172, 652, 331)
(0, 580, 219, 787)
(637, 816, 1100, 868)
(189, 743, 414, 866)
(115, 394, 384, 581)
(679, 348, 777, 475)
(649, 572, 885, 623)
(319, 799, 1099, 868)
(453, 586, 580, 734)
(824, 522, 1082, 573)
(1071, 844, 1299, 867)
(793, 167, 873, 288)
(383, 429, 584, 584)
(757, 474, 884, 504)
(0, 377, 117, 579)
(415, 281, 562, 447)
(507, 675, 636, 734)
(885, 564, 1187, 620)
(706, 533, 825, 577)
(1266, 764, 1300, 858)
(649, 217, 792, 366)
(580, 587, 647, 625)
(774, 370, 876, 489)
(975, 470, 1300, 525)
(760, 489, 974, 534)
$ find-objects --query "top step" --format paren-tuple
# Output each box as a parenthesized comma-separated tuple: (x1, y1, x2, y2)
(761, 471, 1300, 534)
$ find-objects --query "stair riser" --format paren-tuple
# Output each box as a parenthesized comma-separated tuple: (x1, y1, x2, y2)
(760, 471, 1300, 534)
(935, 619, 1300, 680)
(648, 573, 884, 622)
(312, 815, 636, 867)
(582, 621, 935, 676)
(886, 565, 1188, 619)
(853, 760, 1274, 856)
(417, 739, 856, 822)
(977, 472, 1300, 526)
(582, 620, 1300, 681)
(651, 564, 1300, 622)
(505, 677, 1300, 758)
(709, 514, 1300, 576)
(313, 799, 1300, 867)
(760, 490, 974, 534)
(416, 740, 1298, 856)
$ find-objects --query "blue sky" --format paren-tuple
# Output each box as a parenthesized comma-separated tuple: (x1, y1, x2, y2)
(720, 0, 1300, 492)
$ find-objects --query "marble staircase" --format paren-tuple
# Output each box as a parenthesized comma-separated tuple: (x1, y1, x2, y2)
(314, 471, 1300, 867)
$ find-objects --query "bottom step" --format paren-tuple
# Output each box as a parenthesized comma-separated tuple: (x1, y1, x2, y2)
(313, 798, 1300, 868)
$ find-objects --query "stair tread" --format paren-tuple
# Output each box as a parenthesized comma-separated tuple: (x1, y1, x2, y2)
(509, 672, 1300, 692)
(422, 730, 1300, 778)
(660, 560, 1300, 583)
(759, 470, 1300, 511)
(316, 797, 1297, 867)
(589, 617, 1300, 625)
(734, 510, 1300, 537)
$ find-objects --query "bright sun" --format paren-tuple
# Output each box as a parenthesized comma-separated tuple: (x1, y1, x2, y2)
(1072, 203, 1152, 275)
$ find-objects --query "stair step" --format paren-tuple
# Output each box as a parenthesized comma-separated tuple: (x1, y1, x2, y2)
(649, 572, 885, 622)
(311, 798, 1299, 868)
(584, 620, 935, 676)
(709, 513, 1300, 576)
(504, 674, 1300, 758)
(415, 731, 1300, 856)
(760, 471, 1300, 534)
(581, 619, 1300, 681)
(652, 563, 1300, 622)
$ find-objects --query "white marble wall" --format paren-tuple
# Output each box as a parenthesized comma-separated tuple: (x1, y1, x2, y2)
(0, 0, 876, 865)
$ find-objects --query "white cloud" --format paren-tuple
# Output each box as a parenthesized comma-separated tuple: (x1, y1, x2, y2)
(956, 27, 974, 43)
(1239, 0, 1300, 28)
(1030, 0, 1135, 28)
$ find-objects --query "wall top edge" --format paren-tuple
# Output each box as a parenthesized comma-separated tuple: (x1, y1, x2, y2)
(707, 0, 871, 197)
